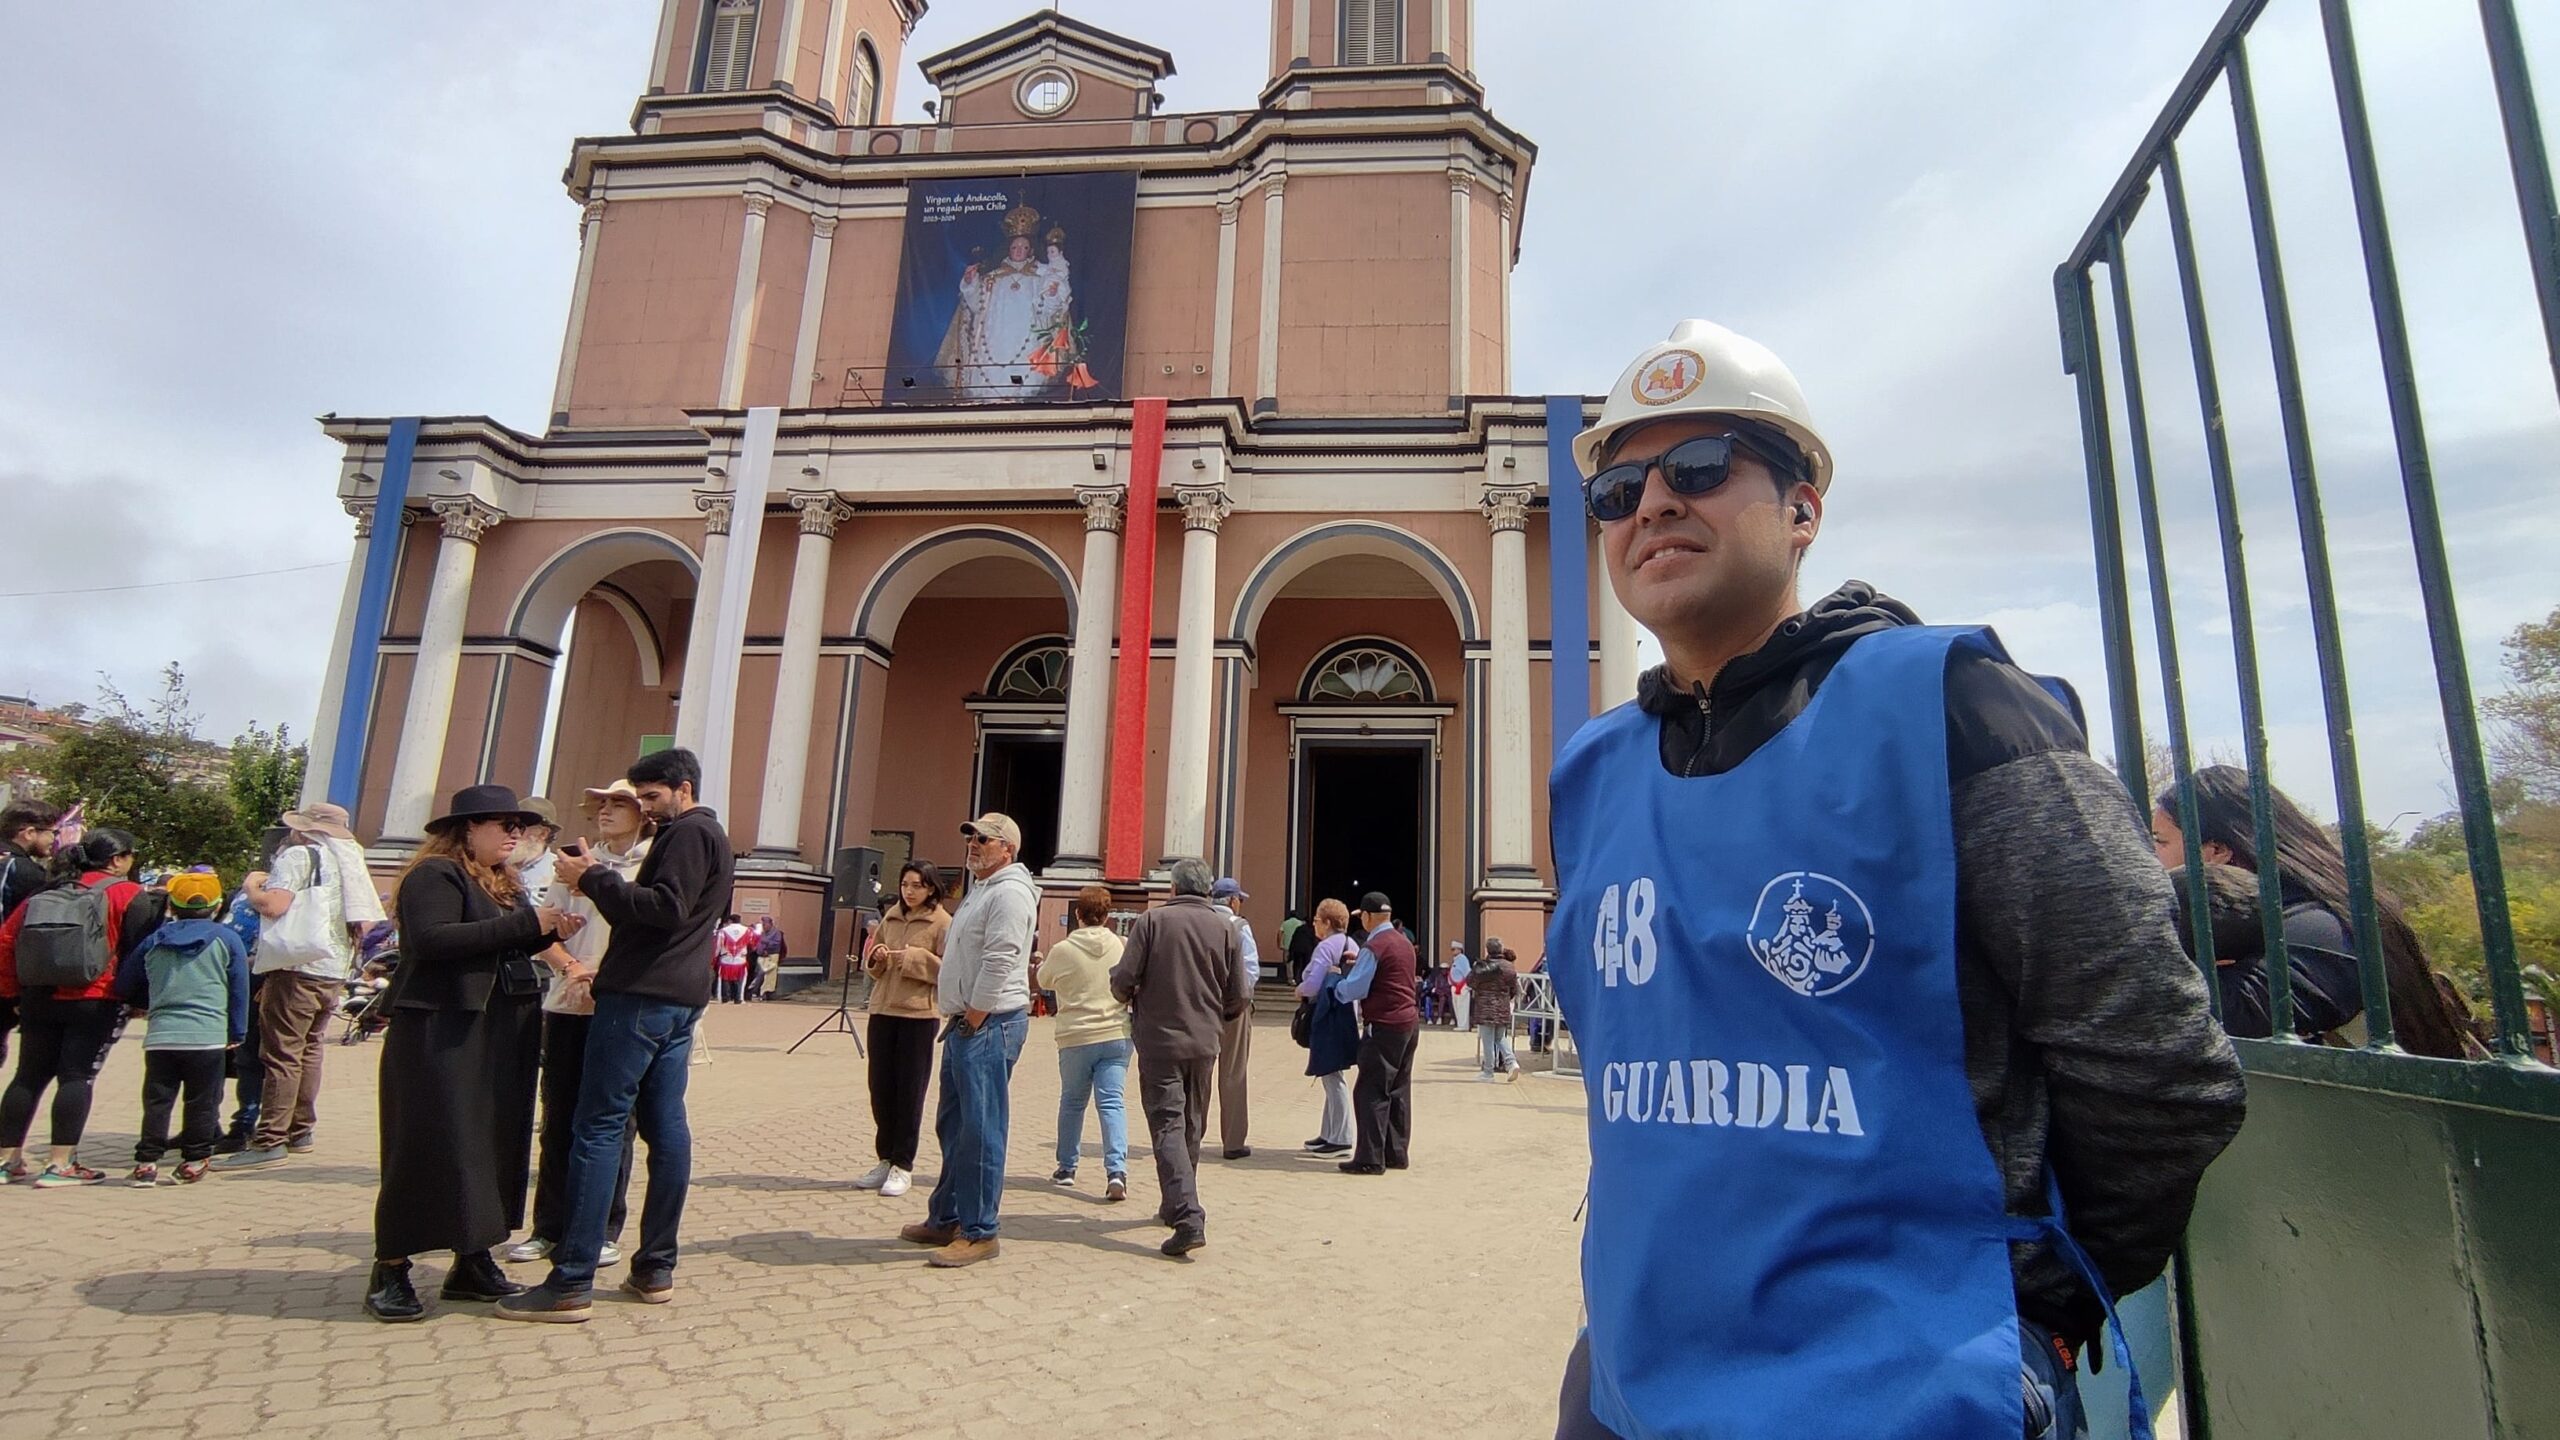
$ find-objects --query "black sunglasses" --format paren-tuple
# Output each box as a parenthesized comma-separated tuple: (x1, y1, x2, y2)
(1583, 432, 1800, 524)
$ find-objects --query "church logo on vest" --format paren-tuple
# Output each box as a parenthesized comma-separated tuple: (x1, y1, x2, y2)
(1745, 872, 1874, 997)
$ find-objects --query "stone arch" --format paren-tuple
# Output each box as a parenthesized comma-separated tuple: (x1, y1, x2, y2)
(853, 525, 1079, 649)
(503, 527, 702, 656)
(1227, 521, 1480, 649)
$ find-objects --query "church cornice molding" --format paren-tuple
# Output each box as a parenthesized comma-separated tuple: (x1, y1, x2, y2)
(564, 101, 1535, 219)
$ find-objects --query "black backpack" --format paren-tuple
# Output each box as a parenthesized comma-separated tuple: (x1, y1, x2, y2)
(16, 879, 113, 989)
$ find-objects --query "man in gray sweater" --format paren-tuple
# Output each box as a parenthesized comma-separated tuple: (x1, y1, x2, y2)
(1110, 858, 1248, 1258)
(898, 813, 1038, 1269)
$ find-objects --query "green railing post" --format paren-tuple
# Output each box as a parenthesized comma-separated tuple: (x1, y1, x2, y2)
(2317, 0, 2530, 1055)
(2158, 144, 2297, 1038)
(2224, 42, 2397, 1047)
(2476, 0, 2560, 405)
(2103, 222, 2226, 1003)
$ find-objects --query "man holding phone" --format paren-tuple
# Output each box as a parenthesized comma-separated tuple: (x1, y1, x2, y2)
(896, 813, 1038, 1269)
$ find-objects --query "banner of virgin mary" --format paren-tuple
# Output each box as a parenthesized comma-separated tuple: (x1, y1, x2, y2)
(885, 171, 1138, 403)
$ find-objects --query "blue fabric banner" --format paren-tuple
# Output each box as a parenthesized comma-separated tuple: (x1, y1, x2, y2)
(326, 416, 418, 811)
(1546, 395, 1592, 756)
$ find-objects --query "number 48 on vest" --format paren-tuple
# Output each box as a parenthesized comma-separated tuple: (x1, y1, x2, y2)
(1592, 878, 1658, 987)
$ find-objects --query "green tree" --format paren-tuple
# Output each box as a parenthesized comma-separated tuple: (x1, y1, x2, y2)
(227, 722, 307, 838)
(39, 716, 246, 877)
(2486, 607, 2560, 802)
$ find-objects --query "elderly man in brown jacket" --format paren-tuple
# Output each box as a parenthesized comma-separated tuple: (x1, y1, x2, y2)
(1108, 858, 1248, 1258)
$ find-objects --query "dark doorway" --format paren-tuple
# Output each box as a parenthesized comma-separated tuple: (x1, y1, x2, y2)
(1298, 741, 1429, 949)
(976, 733, 1063, 872)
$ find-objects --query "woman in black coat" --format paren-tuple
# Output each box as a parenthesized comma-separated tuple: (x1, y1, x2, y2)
(367, 785, 579, 1322)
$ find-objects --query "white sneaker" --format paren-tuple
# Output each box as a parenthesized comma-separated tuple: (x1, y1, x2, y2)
(505, 1237, 551, 1263)
(598, 1242, 623, 1266)
(880, 1166, 913, 1198)
(853, 1162, 893, 1190)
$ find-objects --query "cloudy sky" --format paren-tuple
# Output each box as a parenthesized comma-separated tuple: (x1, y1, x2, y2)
(2, 0, 2551, 829)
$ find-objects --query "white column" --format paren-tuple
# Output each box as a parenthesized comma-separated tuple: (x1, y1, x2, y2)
(1052, 486, 1125, 877)
(1210, 198, 1240, 395)
(1482, 483, 1537, 879)
(300, 500, 377, 807)
(1255, 172, 1286, 407)
(1448, 166, 1474, 402)
(787, 214, 837, 407)
(382, 497, 504, 841)
(1290, 0, 1310, 65)
(754, 489, 852, 855)
(1596, 548, 1640, 709)
(550, 199, 608, 423)
(646, 0, 683, 92)
(1160, 486, 1231, 865)
(674, 486, 734, 753)
(775, 0, 810, 91)
(717, 190, 775, 409)
(1433, 0, 1452, 57)
(1498, 190, 1516, 392)
(817, 0, 848, 115)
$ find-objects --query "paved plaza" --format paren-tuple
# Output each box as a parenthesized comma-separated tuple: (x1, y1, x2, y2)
(0, 1000, 1588, 1438)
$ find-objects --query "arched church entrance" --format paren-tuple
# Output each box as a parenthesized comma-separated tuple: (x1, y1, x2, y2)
(842, 528, 1078, 897)
(1229, 524, 1476, 959)
(497, 529, 700, 799)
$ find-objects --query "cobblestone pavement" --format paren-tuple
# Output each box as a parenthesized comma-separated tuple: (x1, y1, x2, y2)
(0, 999, 1589, 1438)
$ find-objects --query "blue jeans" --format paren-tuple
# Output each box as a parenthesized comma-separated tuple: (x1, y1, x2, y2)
(547, 993, 700, 1294)
(1478, 1023, 1517, 1075)
(927, 1009, 1028, 1241)
(2020, 1321, 2090, 1439)
(1054, 1037, 1130, 1176)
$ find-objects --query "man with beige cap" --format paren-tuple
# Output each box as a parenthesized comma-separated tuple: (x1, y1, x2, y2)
(217, 802, 385, 1169)
(898, 812, 1038, 1269)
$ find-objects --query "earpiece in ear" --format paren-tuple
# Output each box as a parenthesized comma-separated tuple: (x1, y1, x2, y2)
(1793, 503, 1813, 523)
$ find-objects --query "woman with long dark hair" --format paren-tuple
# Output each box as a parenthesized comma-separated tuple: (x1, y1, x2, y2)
(855, 860, 950, 1198)
(0, 829, 158, 1185)
(2153, 765, 2482, 1059)
(366, 786, 579, 1321)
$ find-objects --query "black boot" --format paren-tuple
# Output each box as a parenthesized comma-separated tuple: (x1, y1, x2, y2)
(365, 1261, 425, 1323)
(440, 1249, 528, 1302)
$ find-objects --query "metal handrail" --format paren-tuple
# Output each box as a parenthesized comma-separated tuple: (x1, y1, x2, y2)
(2053, 0, 2549, 1062)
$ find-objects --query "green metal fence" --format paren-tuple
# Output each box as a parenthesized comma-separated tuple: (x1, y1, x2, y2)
(2053, 1, 2560, 1434)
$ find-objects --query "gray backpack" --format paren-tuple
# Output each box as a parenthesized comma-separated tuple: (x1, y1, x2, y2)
(16, 880, 112, 989)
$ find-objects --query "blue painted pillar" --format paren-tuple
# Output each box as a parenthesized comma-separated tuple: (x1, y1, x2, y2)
(1545, 395, 1592, 757)
(326, 417, 419, 811)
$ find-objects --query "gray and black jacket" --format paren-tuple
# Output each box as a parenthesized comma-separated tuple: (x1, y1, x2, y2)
(1629, 581, 2248, 1344)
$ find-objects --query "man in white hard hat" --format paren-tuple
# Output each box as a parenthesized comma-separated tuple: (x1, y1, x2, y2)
(1545, 320, 2246, 1439)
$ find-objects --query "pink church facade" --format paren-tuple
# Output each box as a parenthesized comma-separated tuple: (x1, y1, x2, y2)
(308, 0, 1642, 975)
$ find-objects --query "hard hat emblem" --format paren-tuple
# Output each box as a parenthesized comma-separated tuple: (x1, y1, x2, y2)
(1632, 350, 1706, 406)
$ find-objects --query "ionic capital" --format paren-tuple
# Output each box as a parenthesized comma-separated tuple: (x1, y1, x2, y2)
(811, 213, 839, 241)
(1176, 486, 1233, 534)
(343, 497, 375, 541)
(581, 199, 608, 228)
(743, 189, 775, 220)
(694, 487, 734, 537)
(789, 489, 854, 538)
(1448, 166, 1476, 197)
(1216, 197, 1241, 225)
(1076, 485, 1127, 535)
(430, 496, 504, 545)
(1479, 484, 1536, 535)
(1262, 171, 1287, 202)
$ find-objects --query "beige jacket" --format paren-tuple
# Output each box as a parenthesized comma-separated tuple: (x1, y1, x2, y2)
(863, 903, 951, 1020)
(1037, 925, 1129, 1049)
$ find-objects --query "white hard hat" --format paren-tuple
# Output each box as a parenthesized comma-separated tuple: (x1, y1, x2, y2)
(1573, 319, 1834, 494)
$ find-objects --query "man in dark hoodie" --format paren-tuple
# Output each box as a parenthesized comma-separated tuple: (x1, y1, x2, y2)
(500, 746, 733, 1324)
(1546, 320, 2246, 1440)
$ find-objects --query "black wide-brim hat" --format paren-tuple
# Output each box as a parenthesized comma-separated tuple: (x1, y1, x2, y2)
(426, 783, 544, 835)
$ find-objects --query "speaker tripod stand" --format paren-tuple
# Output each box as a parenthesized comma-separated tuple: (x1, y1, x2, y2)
(783, 901, 875, 1060)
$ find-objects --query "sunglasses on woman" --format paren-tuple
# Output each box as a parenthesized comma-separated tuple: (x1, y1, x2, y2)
(1582, 432, 1801, 524)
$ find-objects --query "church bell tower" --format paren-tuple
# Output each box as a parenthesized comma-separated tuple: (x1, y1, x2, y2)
(1269, 0, 1475, 87)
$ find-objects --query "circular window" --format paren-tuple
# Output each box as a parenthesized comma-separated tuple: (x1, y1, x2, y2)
(1017, 68, 1076, 117)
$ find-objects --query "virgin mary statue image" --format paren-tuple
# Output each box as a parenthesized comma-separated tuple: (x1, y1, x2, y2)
(936, 202, 1081, 400)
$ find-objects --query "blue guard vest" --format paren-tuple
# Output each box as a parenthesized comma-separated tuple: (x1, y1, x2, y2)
(1549, 625, 2137, 1440)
